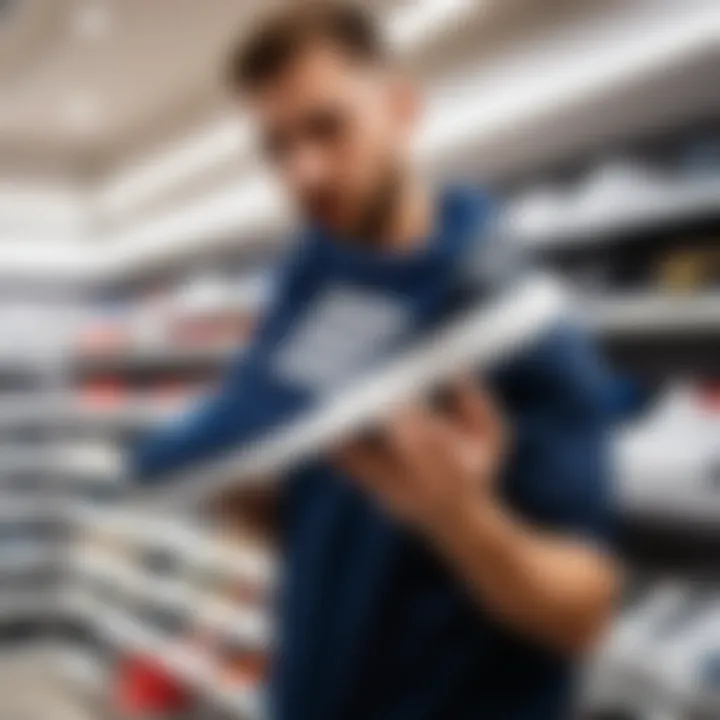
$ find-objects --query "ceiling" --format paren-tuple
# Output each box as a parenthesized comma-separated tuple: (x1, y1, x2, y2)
(0, 0, 585, 180)
(0, 0, 271, 175)
(0, 0, 715, 193)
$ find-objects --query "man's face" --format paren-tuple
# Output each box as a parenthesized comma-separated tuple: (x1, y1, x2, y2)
(248, 45, 418, 238)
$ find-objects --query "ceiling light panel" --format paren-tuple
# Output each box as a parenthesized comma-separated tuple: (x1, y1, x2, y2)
(386, 0, 481, 51)
(73, 1, 112, 40)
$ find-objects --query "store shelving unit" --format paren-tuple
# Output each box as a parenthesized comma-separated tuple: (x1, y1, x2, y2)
(0, 288, 271, 718)
(514, 176, 720, 252)
(75, 344, 237, 379)
(0, 294, 79, 644)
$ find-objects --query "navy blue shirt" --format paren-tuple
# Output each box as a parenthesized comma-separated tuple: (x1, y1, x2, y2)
(133, 188, 613, 720)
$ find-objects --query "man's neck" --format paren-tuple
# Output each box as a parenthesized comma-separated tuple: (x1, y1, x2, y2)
(380, 179, 434, 253)
(340, 176, 434, 253)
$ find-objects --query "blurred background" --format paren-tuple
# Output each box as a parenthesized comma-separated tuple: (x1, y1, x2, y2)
(0, 0, 718, 718)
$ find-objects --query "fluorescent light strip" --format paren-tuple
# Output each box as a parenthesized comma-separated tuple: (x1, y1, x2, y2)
(0, 241, 92, 281)
(103, 172, 284, 277)
(99, 118, 254, 218)
(0, 183, 88, 243)
(387, 0, 480, 51)
(416, 5, 720, 162)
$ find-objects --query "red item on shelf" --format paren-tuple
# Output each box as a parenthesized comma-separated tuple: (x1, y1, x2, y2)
(115, 654, 192, 716)
(78, 324, 130, 354)
(222, 651, 269, 686)
(80, 379, 124, 406)
(169, 314, 256, 348)
(150, 378, 208, 407)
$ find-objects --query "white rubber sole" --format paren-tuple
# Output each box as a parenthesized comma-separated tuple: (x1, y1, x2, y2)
(137, 273, 567, 507)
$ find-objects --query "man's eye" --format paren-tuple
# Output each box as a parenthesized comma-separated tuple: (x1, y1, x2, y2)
(263, 132, 290, 161)
(306, 112, 344, 142)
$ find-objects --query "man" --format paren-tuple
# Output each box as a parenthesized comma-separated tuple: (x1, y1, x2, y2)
(133, 3, 620, 719)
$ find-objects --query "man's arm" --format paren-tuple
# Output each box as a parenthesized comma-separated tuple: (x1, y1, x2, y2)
(432, 494, 619, 655)
(335, 330, 621, 655)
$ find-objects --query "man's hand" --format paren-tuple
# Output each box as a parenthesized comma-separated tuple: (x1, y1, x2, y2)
(334, 378, 506, 541)
(334, 378, 620, 655)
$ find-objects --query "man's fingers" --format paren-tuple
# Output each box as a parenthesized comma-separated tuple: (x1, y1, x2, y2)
(335, 440, 390, 480)
(384, 404, 431, 458)
(336, 404, 443, 487)
(335, 404, 427, 468)
(386, 402, 492, 485)
(334, 383, 505, 499)
(334, 433, 416, 517)
(447, 376, 506, 452)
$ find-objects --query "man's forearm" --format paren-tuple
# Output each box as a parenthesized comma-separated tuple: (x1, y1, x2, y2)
(429, 501, 621, 655)
(334, 380, 620, 655)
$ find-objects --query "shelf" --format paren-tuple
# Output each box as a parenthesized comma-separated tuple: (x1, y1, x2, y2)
(77, 601, 263, 718)
(73, 548, 272, 649)
(55, 647, 107, 694)
(201, 598, 271, 649)
(75, 345, 237, 377)
(66, 403, 177, 432)
(0, 499, 58, 521)
(90, 606, 216, 682)
(587, 292, 720, 375)
(72, 506, 276, 589)
(514, 177, 720, 252)
(0, 546, 58, 572)
(0, 451, 122, 482)
(0, 358, 51, 380)
(0, 451, 63, 475)
(148, 277, 269, 323)
(0, 593, 64, 619)
(586, 292, 720, 336)
(0, 399, 176, 431)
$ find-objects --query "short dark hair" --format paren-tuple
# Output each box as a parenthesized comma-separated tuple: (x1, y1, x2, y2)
(227, 1, 387, 93)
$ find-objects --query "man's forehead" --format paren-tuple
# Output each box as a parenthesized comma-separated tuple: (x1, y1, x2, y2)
(249, 44, 384, 110)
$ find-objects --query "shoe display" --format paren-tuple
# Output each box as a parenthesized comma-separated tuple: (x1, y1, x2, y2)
(615, 382, 720, 525)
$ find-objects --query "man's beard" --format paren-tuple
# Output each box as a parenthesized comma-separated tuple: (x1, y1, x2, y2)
(351, 165, 405, 246)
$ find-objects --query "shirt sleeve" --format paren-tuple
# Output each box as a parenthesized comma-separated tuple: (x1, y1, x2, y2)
(499, 323, 615, 544)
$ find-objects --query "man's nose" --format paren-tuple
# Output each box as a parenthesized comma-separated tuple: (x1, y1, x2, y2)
(287, 146, 330, 190)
